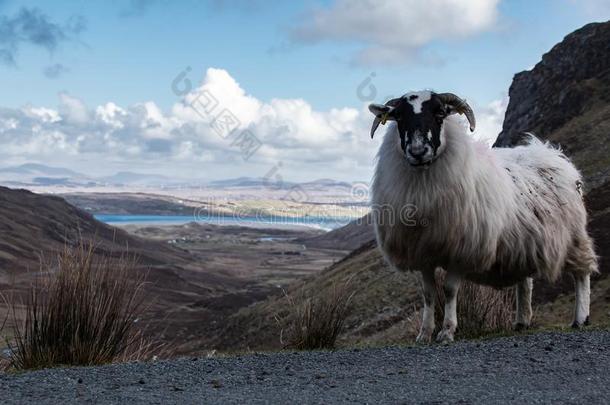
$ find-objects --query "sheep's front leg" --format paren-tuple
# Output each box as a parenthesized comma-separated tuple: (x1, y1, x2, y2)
(514, 277, 533, 330)
(436, 272, 461, 343)
(572, 274, 591, 328)
(416, 270, 436, 343)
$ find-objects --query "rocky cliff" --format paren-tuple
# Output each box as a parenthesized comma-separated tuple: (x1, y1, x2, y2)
(494, 21, 610, 189)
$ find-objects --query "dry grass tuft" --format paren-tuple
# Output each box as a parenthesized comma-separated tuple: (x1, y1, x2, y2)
(435, 270, 515, 338)
(4, 241, 151, 370)
(278, 280, 355, 350)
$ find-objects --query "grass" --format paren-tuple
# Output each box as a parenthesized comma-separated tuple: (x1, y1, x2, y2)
(434, 270, 515, 339)
(4, 241, 152, 370)
(277, 280, 355, 350)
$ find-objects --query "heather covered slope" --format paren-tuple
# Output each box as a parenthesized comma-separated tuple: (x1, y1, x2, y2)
(0, 186, 243, 351)
(209, 240, 421, 351)
(0, 186, 192, 272)
(0, 186, 238, 292)
(297, 214, 374, 251)
(211, 239, 610, 353)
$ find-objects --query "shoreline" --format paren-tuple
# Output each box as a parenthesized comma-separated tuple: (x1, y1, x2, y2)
(95, 214, 356, 232)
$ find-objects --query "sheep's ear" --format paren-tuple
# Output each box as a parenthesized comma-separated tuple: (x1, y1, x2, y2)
(368, 103, 392, 116)
(368, 103, 395, 139)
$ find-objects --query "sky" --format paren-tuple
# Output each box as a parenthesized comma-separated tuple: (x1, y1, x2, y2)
(0, 0, 608, 182)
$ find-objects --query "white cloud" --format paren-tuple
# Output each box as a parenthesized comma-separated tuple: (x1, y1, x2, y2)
(290, 0, 501, 66)
(0, 68, 378, 181)
(23, 106, 61, 123)
(472, 96, 508, 145)
(59, 93, 90, 124)
(95, 102, 126, 129)
(0, 68, 507, 181)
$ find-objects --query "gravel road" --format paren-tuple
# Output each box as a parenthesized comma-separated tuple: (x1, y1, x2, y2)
(1, 330, 608, 404)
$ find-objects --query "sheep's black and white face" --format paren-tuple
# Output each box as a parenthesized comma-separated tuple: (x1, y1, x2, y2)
(396, 91, 447, 166)
(369, 91, 476, 168)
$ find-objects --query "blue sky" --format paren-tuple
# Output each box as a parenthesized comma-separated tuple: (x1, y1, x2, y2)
(0, 0, 608, 181)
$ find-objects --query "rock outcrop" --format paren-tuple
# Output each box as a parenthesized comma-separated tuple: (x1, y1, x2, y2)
(494, 21, 610, 189)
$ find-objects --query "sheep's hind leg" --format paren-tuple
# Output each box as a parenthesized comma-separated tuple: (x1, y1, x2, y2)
(416, 270, 436, 343)
(514, 277, 533, 331)
(567, 231, 597, 328)
(571, 274, 591, 329)
(436, 272, 461, 343)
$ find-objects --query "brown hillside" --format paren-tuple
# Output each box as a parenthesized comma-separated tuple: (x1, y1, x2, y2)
(0, 186, 241, 351)
(0, 186, 188, 271)
(298, 214, 375, 251)
(208, 241, 421, 351)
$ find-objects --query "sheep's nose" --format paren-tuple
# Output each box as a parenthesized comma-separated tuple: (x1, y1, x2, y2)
(407, 144, 427, 158)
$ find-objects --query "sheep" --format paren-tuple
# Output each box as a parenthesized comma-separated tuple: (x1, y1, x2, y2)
(368, 90, 599, 343)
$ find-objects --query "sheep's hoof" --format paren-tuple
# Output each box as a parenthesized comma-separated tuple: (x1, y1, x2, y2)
(436, 329, 454, 344)
(416, 331, 433, 344)
(571, 316, 590, 329)
(513, 322, 530, 332)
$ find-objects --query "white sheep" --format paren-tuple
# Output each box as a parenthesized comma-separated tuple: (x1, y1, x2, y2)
(368, 90, 598, 343)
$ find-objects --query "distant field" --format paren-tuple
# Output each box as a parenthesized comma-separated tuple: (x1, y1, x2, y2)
(60, 191, 369, 222)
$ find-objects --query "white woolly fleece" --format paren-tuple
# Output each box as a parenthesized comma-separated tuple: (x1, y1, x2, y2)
(372, 117, 598, 287)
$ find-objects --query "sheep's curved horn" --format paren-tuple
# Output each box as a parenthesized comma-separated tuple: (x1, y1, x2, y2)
(437, 93, 476, 132)
(368, 97, 402, 139)
(370, 115, 383, 139)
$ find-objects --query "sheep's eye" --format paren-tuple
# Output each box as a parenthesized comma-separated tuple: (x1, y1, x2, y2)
(435, 114, 445, 124)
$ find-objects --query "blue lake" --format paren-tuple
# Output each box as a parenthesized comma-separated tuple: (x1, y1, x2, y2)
(94, 214, 354, 231)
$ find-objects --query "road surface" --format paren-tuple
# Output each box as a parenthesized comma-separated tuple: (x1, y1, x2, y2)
(1, 330, 608, 404)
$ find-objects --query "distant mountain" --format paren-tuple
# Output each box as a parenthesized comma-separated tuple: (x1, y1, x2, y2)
(0, 164, 92, 187)
(207, 177, 288, 188)
(98, 171, 173, 186)
(32, 177, 72, 186)
(0, 163, 83, 177)
(301, 178, 354, 189)
(0, 165, 177, 188)
(0, 163, 363, 190)
(208, 177, 359, 190)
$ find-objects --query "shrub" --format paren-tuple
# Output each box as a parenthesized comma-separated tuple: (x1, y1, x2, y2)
(5, 241, 149, 370)
(278, 280, 355, 350)
(434, 270, 515, 339)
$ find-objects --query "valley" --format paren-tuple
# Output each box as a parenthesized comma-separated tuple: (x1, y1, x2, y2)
(0, 185, 353, 355)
